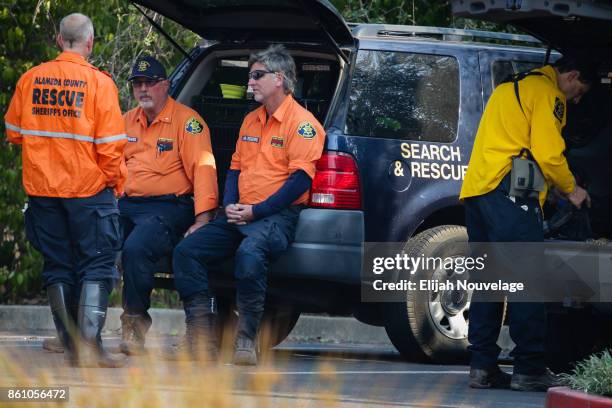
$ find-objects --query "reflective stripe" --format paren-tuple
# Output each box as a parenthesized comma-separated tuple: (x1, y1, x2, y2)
(14, 129, 126, 144)
(94, 134, 127, 144)
(5, 122, 21, 132)
(21, 129, 94, 142)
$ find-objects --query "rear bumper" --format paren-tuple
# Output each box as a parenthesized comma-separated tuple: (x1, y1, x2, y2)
(153, 208, 365, 286)
(270, 209, 364, 284)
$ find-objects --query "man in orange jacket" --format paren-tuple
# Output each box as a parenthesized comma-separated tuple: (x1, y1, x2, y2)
(4, 13, 127, 368)
(117, 56, 218, 355)
(165, 45, 325, 365)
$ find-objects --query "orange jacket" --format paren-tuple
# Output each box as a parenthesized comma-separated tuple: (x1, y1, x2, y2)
(4, 51, 127, 198)
(230, 94, 325, 205)
(123, 97, 218, 215)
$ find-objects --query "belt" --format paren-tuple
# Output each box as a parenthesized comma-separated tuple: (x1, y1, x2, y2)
(122, 194, 193, 202)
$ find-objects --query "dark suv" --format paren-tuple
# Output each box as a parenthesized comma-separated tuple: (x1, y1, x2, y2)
(132, 0, 612, 363)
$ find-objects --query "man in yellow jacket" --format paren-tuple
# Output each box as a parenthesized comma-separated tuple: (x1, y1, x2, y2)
(460, 57, 594, 391)
(4, 13, 127, 368)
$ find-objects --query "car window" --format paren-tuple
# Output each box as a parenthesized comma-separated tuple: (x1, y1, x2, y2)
(346, 50, 459, 143)
(491, 60, 542, 88)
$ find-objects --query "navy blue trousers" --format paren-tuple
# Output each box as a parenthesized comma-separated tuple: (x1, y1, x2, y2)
(119, 195, 194, 316)
(172, 207, 301, 316)
(24, 188, 121, 294)
(465, 179, 546, 375)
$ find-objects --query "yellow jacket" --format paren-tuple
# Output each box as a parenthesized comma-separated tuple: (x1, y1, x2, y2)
(460, 65, 575, 206)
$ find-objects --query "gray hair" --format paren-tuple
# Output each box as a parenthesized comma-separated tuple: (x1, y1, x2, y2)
(59, 13, 94, 48)
(249, 44, 297, 95)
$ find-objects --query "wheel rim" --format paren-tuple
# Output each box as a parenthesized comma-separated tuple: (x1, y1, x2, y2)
(427, 261, 472, 340)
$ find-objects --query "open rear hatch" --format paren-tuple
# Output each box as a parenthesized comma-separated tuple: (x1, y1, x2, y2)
(130, 0, 355, 57)
(452, 0, 612, 54)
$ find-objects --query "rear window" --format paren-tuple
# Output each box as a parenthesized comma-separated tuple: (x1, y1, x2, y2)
(491, 60, 542, 88)
(346, 50, 459, 142)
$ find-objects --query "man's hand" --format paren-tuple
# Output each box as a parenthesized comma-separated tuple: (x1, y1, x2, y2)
(566, 185, 591, 209)
(225, 203, 244, 225)
(184, 211, 212, 237)
(226, 203, 253, 225)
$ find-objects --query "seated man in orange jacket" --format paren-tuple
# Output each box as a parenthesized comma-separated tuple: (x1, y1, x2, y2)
(165, 45, 325, 365)
(118, 56, 218, 355)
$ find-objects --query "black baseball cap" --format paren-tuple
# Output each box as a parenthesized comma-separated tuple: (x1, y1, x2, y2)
(128, 56, 167, 81)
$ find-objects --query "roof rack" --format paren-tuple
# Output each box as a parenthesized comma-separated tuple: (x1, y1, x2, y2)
(350, 24, 541, 45)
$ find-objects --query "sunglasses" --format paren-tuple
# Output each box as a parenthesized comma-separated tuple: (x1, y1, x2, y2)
(248, 70, 275, 80)
(131, 78, 164, 88)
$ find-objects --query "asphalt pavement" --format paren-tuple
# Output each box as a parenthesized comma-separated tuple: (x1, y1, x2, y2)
(0, 332, 545, 408)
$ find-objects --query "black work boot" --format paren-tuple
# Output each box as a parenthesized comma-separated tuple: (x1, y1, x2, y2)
(469, 366, 512, 389)
(47, 283, 77, 364)
(43, 294, 78, 354)
(511, 368, 568, 392)
(232, 312, 262, 366)
(162, 295, 218, 361)
(119, 313, 151, 355)
(77, 281, 127, 368)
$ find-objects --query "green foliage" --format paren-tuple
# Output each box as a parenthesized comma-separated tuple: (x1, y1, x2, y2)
(330, 0, 512, 32)
(331, 0, 451, 26)
(563, 350, 612, 397)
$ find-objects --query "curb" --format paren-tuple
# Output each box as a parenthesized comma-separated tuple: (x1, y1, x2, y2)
(546, 387, 612, 408)
(0, 305, 391, 345)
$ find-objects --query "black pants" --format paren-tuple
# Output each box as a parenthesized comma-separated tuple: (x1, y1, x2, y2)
(119, 195, 194, 316)
(464, 179, 546, 375)
(24, 188, 121, 294)
(172, 207, 301, 317)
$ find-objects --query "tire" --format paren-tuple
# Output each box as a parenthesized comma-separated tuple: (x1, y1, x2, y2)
(217, 300, 300, 353)
(259, 306, 301, 349)
(383, 225, 472, 363)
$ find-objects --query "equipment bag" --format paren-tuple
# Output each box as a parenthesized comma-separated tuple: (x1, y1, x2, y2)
(507, 71, 547, 199)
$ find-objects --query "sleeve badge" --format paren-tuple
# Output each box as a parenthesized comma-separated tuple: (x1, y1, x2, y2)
(297, 121, 316, 139)
(185, 117, 204, 134)
(553, 97, 565, 123)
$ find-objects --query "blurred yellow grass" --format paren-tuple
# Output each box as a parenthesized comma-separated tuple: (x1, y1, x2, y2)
(0, 339, 451, 407)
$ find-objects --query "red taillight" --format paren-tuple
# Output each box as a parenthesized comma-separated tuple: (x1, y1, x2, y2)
(309, 152, 361, 209)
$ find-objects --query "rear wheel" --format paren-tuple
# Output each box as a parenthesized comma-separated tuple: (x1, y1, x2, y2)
(217, 301, 300, 354)
(383, 225, 472, 362)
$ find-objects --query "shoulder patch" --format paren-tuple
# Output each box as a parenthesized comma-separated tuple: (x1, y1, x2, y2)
(297, 121, 316, 139)
(185, 117, 203, 134)
(553, 97, 565, 123)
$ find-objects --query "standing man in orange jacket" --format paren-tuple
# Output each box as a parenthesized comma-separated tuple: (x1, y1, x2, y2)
(4, 13, 127, 368)
(117, 56, 218, 355)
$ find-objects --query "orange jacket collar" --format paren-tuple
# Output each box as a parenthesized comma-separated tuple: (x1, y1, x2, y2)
(55, 51, 91, 67)
(135, 96, 175, 127)
(256, 94, 294, 125)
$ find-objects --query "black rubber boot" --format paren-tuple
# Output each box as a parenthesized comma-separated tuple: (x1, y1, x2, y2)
(77, 281, 127, 368)
(232, 312, 262, 366)
(47, 283, 77, 364)
(119, 313, 151, 355)
(162, 294, 218, 361)
(43, 289, 79, 354)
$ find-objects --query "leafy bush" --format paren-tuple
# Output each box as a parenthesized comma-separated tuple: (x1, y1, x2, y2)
(564, 350, 612, 398)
